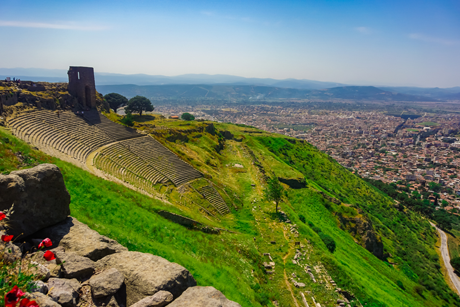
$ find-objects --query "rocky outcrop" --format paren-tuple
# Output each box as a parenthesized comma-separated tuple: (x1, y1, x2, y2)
(55, 252, 96, 279)
(47, 278, 81, 307)
(168, 287, 241, 307)
(0, 164, 70, 238)
(130, 291, 173, 307)
(96, 251, 197, 305)
(2, 164, 240, 307)
(89, 268, 125, 298)
(337, 212, 384, 259)
(278, 177, 306, 189)
(221, 131, 234, 140)
(33, 217, 127, 261)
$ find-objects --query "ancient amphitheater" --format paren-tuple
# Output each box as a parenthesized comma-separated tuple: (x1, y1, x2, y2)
(7, 109, 230, 215)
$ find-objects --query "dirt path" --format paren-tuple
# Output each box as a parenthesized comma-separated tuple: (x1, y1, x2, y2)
(282, 226, 300, 307)
(432, 222, 460, 295)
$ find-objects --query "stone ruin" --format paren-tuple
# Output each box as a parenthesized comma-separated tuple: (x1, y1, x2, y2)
(67, 66, 96, 109)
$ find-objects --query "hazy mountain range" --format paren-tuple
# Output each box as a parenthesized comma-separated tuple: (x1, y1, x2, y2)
(96, 84, 438, 102)
(1, 67, 459, 101)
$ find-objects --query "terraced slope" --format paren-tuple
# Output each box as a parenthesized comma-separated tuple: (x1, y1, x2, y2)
(8, 110, 115, 162)
(199, 185, 230, 215)
(7, 110, 204, 191)
(122, 136, 202, 186)
(83, 110, 140, 141)
(93, 142, 169, 194)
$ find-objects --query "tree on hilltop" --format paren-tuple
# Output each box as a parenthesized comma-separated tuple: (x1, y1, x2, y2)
(104, 93, 128, 113)
(264, 175, 284, 213)
(125, 96, 154, 116)
(181, 113, 195, 121)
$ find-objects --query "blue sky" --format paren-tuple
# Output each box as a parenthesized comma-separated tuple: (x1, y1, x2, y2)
(0, 0, 459, 87)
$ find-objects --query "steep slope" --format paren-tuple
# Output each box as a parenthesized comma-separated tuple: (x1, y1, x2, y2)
(1, 110, 459, 306)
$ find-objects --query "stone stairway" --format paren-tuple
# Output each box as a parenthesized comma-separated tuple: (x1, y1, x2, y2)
(198, 185, 230, 215)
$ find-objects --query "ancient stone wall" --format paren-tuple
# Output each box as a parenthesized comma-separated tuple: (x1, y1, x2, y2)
(67, 66, 96, 109)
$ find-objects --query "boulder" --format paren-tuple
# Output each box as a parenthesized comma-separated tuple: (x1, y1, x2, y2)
(0, 164, 70, 238)
(25, 292, 61, 307)
(29, 280, 48, 294)
(96, 251, 196, 305)
(33, 217, 127, 261)
(129, 291, 173, 307)
(167, 287, 241, 307)
(48, 278, 80, 307)
(56, 251, 96, 279)
(89, 268, 125, 298)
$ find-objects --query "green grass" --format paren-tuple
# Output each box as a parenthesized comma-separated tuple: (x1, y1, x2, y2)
(2, 116, 460, 307)
(448, 229, 460, 260)
(419, 121, 439, 126)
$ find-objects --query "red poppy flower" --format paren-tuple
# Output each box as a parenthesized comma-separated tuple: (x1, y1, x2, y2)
(0, 212, 5, 221)
(38, 238, 52, 249)
(5, 286, 25, 307)
(19, 298, 39, 307)
(43, 250, 55, 261)
(1, 234, 14, 242)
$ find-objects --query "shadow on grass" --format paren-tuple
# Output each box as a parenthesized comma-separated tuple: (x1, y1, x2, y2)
(133, 115, 156, 122)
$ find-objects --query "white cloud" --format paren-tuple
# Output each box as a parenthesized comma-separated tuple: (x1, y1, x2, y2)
(409, 33, 459, 46)
(200, 11, 215, 16)
(0, 20, 109, 31)
(355, 26, 372, 34)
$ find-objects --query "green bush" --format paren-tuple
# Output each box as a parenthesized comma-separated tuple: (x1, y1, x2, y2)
(319, 232, 336, 253)
(120, 112, 134, 127)
(181, 113, 195, 121)
(396, 280, 405, 290)
(451, 257, 460, 272)
(299, 214, 306, 223)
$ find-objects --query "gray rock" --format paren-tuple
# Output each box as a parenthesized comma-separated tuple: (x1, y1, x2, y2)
(30, 261, 51, 280)
(0, 164, 70, 238)
(90, 268, 124, 298)
(94, 295, 122, 307)
(2, 242, 22, 263)
(29, 280, 48, 294)
(33, 217, 127, 261)
(129, 291, 173, 307)
(96, 251, 196, 305)
(167, 287, 241, 307)
(48, 278, 80, 307)
(56, 251, 95, 279)
(25, 292, 61, 307)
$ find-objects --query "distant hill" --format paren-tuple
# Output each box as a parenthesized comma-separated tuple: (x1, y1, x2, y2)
(0, 68, 343, 89)
(381, 86, 460, 100)
(97, 84, 438, 102)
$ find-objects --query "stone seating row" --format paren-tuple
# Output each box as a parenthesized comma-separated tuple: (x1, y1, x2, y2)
(121, 136, 202, 186)
(84, 111, 142, 141)
(93, 153, 159, 195)
(95, 143, 168, 186)
(199, 186, 230, 215)
(9, 114, 94, 161)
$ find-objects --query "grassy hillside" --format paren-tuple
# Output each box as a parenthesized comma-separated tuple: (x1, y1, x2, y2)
(1, 112, 459, 306)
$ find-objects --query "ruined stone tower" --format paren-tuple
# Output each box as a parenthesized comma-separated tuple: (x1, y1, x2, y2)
(67, 66, 96, 108)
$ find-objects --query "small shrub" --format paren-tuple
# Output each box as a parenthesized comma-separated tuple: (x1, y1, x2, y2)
(414, 285, 425, 296)
(396, 280, 405, 290)
(319, 232, 336, 253)
(299, 214, 306, 224)
(120, 112, 134, 127)
(450, 257, 460, 272)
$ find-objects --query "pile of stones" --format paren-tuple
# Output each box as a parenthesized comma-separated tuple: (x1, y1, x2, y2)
(0, 164, 240, 307)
